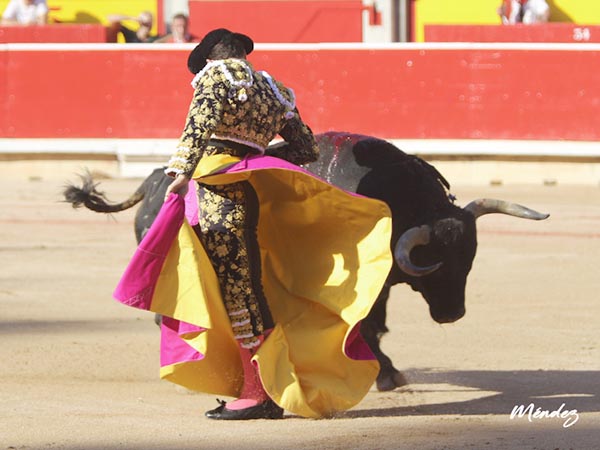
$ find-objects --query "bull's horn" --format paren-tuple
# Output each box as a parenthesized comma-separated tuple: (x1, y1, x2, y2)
(394, 225, 443, 277)
(464, 199, 550, 220)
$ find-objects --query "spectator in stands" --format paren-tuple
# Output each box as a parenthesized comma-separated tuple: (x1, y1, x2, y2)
(154, 13, 197, 43)
(498, 0, 550, 25)
(107, 11, 158, 43)
(1, 0, 48, 25)
(522, 0, 550, 24)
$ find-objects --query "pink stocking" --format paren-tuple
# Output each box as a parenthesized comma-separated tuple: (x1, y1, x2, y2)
(226, 337, 269, 410)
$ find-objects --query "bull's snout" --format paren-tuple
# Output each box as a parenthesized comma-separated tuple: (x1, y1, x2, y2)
(431, 306, 465, 324)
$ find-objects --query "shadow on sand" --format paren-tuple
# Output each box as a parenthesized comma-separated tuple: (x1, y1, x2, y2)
(341, 368, 599, 418)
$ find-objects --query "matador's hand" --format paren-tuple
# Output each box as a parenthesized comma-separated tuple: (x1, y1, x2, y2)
(164, 173, 190, 201)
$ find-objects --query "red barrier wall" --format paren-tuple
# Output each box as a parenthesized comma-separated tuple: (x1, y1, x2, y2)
(1, 47, 190, 138)
(0, 25, 108, 43)
(187, 0, 364, 43)
(425, 24, 600, 43)
(1, 44, 599, 141)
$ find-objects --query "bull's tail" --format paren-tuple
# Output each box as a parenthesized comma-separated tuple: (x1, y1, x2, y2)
(63, 170, 144, 213)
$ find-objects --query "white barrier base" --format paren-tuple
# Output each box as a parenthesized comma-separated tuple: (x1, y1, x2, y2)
(1, 138, 599, 185)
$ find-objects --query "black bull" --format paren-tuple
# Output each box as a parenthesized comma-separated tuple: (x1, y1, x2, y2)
(64, 132, 549, 391)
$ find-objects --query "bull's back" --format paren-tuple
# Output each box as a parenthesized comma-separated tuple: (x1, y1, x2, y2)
(308, 132, 454, 227)
(307, 132, 409, 193)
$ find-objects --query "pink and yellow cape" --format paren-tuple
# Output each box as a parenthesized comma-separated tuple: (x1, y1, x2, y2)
(114, 154, 393, 418)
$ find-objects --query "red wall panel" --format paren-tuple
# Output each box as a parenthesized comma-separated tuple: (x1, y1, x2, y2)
(1, 48, 191, 138)
(0, 49, 7, 134)
(254, 48, 600, 140)
(425, 24, 600, 43)
(187, 1, 363, 43)
(1, 44, 599, 141)
(6, 50, 120, 137)
(0, 25, 108, 43)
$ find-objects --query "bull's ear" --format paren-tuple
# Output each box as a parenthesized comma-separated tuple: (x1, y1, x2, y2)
(432, 218, 465, 245)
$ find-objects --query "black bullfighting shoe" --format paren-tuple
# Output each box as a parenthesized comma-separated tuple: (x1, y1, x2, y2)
(205, 399, 227, 419)
(205, 399, 284, 420)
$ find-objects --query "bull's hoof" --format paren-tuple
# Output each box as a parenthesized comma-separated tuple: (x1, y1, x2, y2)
(376, 370, 409, 391)
(393, 371, 409, 388)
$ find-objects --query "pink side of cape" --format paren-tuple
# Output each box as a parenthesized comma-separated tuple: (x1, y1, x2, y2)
(160, 316, 204, 366)
(113, 193, 184, 309)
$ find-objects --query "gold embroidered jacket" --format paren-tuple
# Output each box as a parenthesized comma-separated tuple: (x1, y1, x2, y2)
(166, 58, 319, 177)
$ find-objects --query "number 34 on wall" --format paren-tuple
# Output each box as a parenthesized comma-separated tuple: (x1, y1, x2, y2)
(572, 27, 591, 41)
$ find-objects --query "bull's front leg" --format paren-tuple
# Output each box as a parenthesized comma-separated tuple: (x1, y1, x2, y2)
(361, 283, 408, 391)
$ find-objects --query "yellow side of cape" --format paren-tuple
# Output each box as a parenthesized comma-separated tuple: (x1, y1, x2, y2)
(154, 154, 393, 418)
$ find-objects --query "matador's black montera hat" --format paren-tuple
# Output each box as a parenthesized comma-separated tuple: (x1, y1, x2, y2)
(187, 28, 254, 74)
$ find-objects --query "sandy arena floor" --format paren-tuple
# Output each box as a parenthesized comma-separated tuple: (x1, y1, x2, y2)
(1, 175, 599, 450)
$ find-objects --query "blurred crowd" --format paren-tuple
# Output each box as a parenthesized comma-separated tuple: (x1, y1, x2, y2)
(1, 0, 197, 43)
(0, 0, 555, 44)
(106, 11, 197, 43)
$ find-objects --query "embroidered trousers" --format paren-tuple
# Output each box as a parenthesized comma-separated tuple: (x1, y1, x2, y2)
(196, 180, 274, 349)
